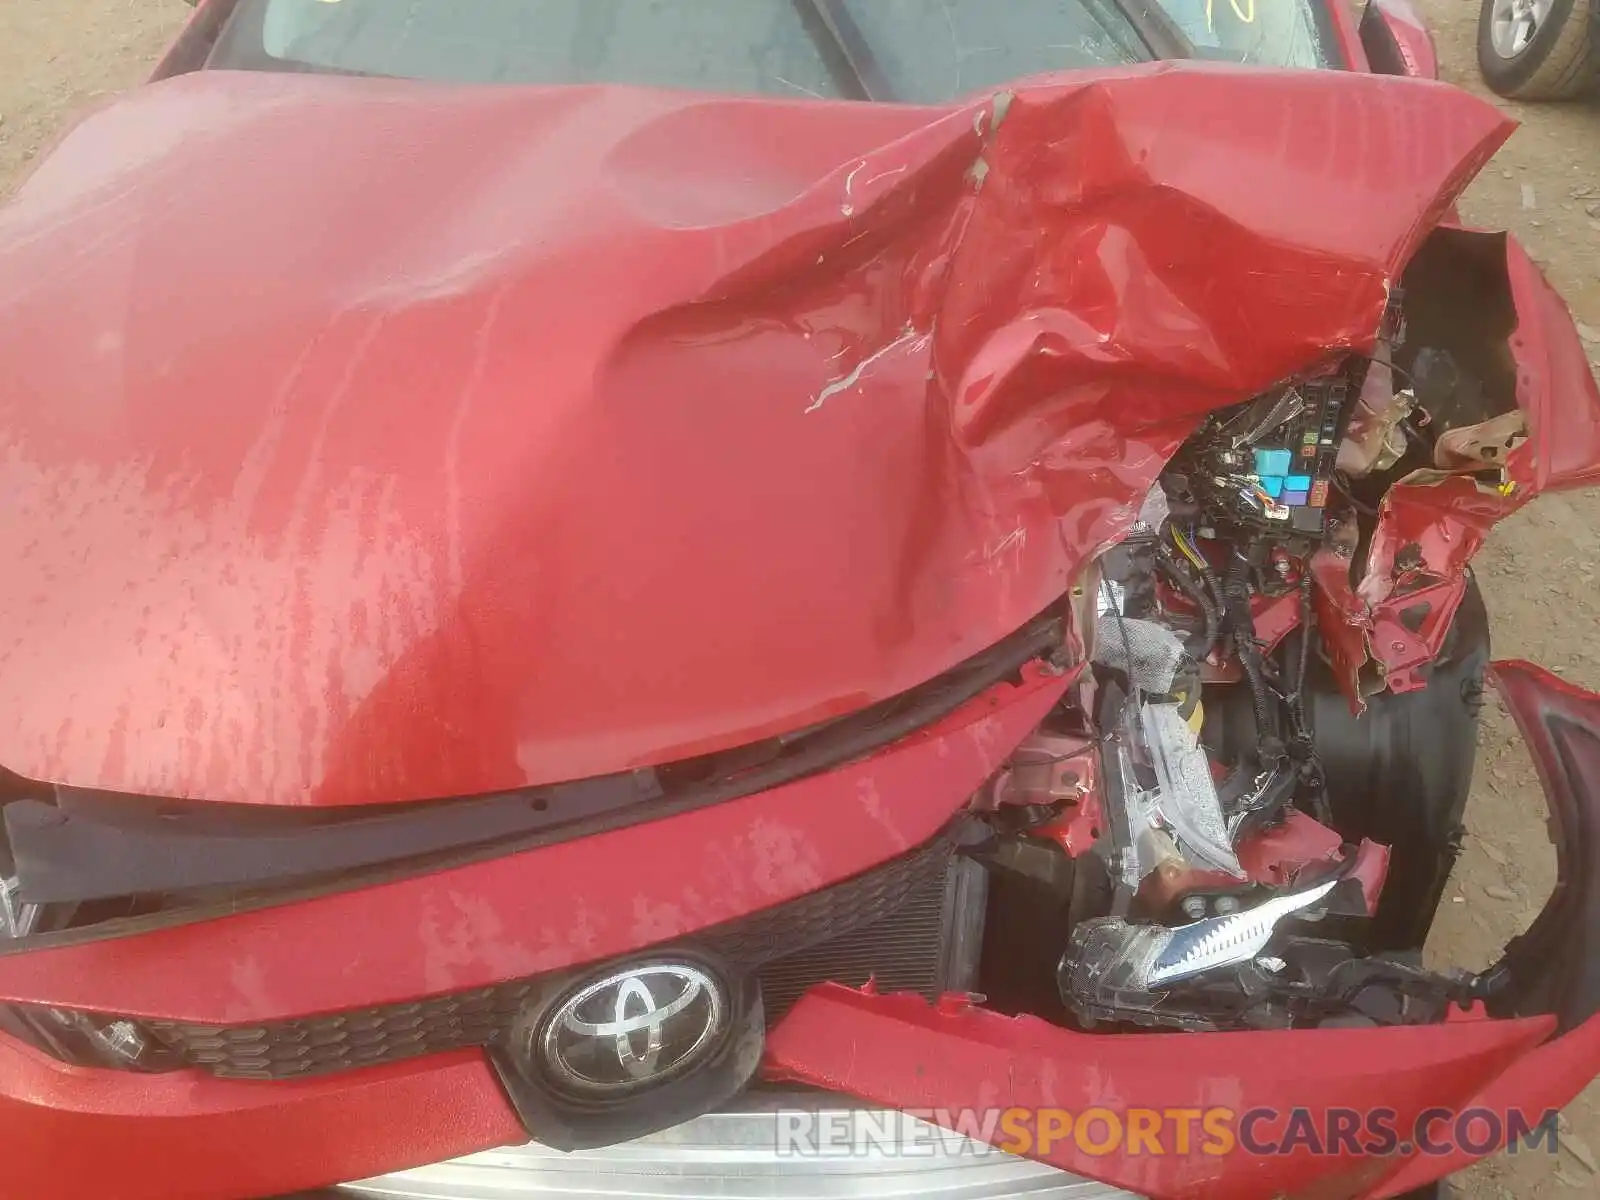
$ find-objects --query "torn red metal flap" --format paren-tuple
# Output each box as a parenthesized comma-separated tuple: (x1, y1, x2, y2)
(762, 983, 1553, 1200)
(1317, 233, 1600, 701)
(1502, 237, 1600, 495)
(0, 65, 1510, 805)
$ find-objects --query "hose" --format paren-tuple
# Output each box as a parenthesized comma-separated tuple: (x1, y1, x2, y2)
(1224, 549, 1282, 760)
(1295, 573, 1314, 719)
(1156, 542, 1221, 657)
(1290, 573, 1334, 824)
(1180, 527, 1230, 619)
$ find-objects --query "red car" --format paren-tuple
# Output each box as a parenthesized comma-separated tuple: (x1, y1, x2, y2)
(0, 1, 1597, 1197)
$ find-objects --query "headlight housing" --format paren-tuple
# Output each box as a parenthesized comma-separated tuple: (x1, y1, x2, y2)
(0, 1004, 176, 1070)
(0, 872, 176, 1071)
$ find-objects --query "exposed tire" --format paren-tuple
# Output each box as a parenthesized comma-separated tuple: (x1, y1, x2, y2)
(1478, 0, 1600, 100)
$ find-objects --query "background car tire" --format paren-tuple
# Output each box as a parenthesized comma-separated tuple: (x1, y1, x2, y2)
(1478, 0, 1600, 99)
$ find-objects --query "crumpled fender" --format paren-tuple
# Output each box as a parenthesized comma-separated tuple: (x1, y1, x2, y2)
(0, 65, 1508, 805)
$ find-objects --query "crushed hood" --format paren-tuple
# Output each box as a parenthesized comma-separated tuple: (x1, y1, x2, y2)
(0, 64, 1509, 805)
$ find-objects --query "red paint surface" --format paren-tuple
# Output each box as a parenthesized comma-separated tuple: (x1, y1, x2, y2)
(991, 728, 1104, 855)
(1316, 549, 1473, 702)
(1250, 589, 1304, 657)
(1501, 238, 1600, 493)
(1030, 750, 1105, 858)
(1347, 838, 1393, 916)
(763, 984, 1555, 1200)
(0, 666, 1065, 1022)
(0, 66, 1508, 806)
(0, 1037, 523, 1199)
(1373, 0, 1441, 79)
(1372, 1012, 1600, 1196)
(1310, 547, 1374, 704)
(1234, 810, 1344, 885)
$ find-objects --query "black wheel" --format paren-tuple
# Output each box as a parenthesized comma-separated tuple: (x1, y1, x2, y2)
(1478, 0, 1600, 99)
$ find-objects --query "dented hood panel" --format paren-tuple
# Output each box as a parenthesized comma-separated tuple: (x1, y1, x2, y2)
(0, 65, 1509, 806)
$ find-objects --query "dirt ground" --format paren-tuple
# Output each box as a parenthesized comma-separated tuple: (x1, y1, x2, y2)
(1, 0, 1599, 1196)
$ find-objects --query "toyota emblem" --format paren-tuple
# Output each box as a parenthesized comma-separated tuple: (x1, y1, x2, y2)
(537, 961, 728, 1098)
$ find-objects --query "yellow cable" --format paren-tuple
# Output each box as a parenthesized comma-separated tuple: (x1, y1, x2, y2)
(1172, 527, 1207, 573)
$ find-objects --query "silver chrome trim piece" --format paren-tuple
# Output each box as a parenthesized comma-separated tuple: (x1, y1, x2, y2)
(538, 961, 727, 1097)
(1146, 876, 1338, 987)
(342, 1099, 1142, 1199)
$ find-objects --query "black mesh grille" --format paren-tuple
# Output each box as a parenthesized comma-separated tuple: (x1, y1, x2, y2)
(153, 981, 540, 1080)
(758, 868, 954, 1021)
(147, 835, 964, 1081)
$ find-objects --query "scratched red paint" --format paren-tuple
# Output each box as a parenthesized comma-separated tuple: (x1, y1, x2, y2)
(0, 64, 1513, 806)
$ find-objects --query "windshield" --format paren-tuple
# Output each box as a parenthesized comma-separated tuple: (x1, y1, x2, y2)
(209, 0, 1341, 100)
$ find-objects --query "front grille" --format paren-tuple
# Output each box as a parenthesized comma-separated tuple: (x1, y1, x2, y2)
(759, 857, 985, 1021)
(147, 834, 980, 1081)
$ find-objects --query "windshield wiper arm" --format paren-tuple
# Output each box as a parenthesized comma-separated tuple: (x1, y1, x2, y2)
(793, 0, 894, 101)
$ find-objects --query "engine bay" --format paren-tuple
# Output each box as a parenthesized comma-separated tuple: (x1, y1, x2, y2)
(975, 285, 1515, 1034)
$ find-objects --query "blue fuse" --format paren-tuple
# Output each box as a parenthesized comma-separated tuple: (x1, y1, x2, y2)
(1259, 476, 1286, 498)
(1284, 474, 1312, 492)
(1255, 449, 1293, 477)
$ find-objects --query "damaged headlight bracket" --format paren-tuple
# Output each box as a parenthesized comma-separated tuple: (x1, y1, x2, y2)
(1060, 877, 1338, 1025)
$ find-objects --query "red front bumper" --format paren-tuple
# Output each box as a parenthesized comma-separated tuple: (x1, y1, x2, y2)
(765, 986, 1592, 1200)
(4, 993, 1591, 1200)
(4, 662, 1600, 1200)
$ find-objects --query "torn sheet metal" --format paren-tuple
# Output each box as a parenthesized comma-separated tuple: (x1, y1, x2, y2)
(0, 65, 1510, 805)
(1324, 233, 1600, 701)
